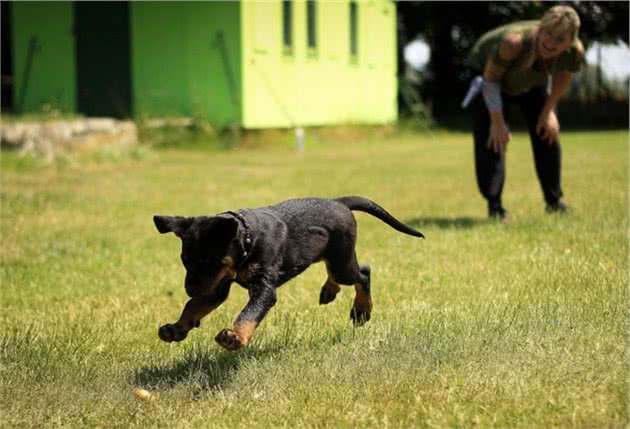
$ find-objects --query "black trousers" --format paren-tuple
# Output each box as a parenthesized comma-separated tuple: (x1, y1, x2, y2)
(472, 86, 563, 208)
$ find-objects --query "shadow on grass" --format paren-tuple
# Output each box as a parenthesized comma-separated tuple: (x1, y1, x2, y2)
(405, 216, 487, 230)
(133, 327, 349, 393)
(133, 345, 278, 393)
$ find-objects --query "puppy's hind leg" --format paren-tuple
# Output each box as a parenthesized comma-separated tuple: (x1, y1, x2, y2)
(350, 264, 372, 326)
(327, 249, 372, 325)
(319, 263, 341, 305)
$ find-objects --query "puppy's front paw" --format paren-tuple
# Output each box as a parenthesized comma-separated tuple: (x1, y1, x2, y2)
(158, 323, 188, 342)
(350, 307, 371, 326)
(215, 328, 245, 350)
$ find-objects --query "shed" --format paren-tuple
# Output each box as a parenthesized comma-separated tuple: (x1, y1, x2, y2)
(5, 1, 397, 128)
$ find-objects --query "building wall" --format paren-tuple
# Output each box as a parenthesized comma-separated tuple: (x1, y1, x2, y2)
(11, 2, 76, 114)
(241, 0, 397, 128)
(130, 2, 242, 127)
(9, 1, 395, 128)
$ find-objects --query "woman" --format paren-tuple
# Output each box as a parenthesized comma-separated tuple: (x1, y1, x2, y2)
(466, 5, 584, 221)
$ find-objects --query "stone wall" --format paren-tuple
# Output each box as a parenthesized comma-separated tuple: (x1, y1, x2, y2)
(1, 118, 137, 159)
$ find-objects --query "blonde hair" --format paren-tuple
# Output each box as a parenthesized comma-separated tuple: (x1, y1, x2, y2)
(540, 5, 581, 41)
(521, 5, 580, 69)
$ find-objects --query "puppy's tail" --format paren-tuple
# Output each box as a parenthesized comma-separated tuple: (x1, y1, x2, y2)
(335, 196, 424, 238)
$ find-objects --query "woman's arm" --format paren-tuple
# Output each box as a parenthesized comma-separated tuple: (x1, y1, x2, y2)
(542, 71, 573, 118)
(482, 33, 522, 154)
(535, 71, 573, 143)
(536, 41, 584, 143)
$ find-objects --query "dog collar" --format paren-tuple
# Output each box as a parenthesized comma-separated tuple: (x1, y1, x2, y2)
(222, 210, 253, 268)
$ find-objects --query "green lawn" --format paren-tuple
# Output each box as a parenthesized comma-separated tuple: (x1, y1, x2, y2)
(1, 129, 628, 428)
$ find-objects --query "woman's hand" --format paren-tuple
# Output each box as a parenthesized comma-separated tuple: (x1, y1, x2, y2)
(536, 110, 560, 144)
(487, 120, 511, 154)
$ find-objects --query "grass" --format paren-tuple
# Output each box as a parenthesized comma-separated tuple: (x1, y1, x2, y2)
(1, 128, 628, 428)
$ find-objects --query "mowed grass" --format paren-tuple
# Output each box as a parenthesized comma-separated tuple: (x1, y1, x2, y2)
(1, 129, 627, 428)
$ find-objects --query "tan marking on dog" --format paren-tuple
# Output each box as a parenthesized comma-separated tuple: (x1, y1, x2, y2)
(233, 320, 258, 345)
(353, 283, 372, 312)
(324, 279, 341, 293)
(222, 256, 236, 274)
(175, 258, 236, 330)
(203, 256, 237, 295)
(175, 297, 218, 331)
(219, 256, 237, 280)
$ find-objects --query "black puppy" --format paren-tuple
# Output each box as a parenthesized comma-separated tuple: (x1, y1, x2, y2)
(154, 196, 423, 350)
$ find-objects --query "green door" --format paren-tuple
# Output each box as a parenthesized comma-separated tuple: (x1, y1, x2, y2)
(74, 1, 131, 118)
(1, 1, 14, 112)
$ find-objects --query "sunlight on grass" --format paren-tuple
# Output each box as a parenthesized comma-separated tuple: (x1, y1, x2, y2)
(1, 129, 627, 428)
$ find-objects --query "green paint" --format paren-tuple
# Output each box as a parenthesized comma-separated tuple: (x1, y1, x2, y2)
(11, 2, 76, 114)
(9, 1, 396, 128)
(130, 2, 242, 127)
(241, 0, 397, 128)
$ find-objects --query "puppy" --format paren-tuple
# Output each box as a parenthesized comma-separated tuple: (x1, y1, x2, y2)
(154, 196, 423, 350)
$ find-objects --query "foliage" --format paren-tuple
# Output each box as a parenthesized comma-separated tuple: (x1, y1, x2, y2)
(398, 76, 434, 129)
(396, 1, 630, 120)
(1, 129, 628, 428)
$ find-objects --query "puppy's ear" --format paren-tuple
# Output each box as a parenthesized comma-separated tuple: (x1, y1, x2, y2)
(153, 215, 193, 237)
(203, 216, 239, 246)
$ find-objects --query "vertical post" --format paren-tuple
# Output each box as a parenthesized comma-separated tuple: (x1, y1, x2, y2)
(295, 127, 304, 152)
(596, 43, 603, 102)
